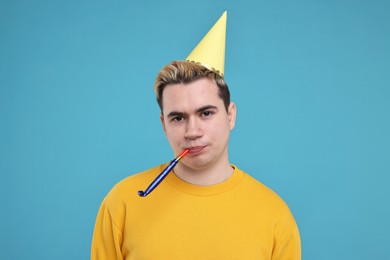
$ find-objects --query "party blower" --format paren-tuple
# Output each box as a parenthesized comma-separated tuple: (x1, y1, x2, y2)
(138, 149, 189, 197)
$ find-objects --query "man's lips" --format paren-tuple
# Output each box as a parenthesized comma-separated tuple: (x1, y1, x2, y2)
(185, 146, 206, 154)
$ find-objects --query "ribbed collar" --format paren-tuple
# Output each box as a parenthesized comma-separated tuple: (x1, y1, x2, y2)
(165, 164, 245, 196)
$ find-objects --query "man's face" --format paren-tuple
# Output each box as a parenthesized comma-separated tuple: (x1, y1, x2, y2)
(160, 78, 236, 171)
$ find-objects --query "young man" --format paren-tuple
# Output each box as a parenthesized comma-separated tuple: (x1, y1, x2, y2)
(91, 12, 301, 260)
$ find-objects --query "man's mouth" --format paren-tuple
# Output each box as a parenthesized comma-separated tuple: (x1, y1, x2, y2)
(186, 146, 206, 154)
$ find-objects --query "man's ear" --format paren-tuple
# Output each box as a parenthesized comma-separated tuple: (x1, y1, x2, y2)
(228, 102, 237, 130)
(160, 113, 167, 134)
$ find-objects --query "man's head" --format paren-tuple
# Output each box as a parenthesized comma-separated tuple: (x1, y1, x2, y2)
(154, 61, 236, 172)
(154, 61, 230, 112)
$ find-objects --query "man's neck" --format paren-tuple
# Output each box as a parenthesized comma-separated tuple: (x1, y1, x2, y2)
(173, 159, 234, 186)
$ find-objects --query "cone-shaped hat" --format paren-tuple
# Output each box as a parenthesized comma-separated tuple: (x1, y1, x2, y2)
(186, 11, 227, 76)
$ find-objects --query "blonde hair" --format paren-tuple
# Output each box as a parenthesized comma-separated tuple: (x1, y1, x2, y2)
(154, 61, 230, 112)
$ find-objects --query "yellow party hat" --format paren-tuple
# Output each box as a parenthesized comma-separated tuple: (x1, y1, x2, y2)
(186, 11, 227, 76)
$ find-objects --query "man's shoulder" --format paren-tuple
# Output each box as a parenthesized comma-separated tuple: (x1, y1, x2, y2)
(236, 166, 293, 214)
(103, 164, 166, 205)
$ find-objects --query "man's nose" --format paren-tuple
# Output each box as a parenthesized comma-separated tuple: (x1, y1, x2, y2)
(184, 117, 203, 140)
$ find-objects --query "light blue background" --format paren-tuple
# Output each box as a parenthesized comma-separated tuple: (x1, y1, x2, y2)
(1, 0, 389, 259)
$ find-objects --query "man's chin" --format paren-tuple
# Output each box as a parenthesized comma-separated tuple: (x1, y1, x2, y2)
(181, 158, 214, 171)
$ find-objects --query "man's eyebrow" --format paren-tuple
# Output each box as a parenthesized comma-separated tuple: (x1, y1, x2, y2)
(196, 105, 218, 113)
(166, 111, 186, 118)
(166, 105, 218, 118)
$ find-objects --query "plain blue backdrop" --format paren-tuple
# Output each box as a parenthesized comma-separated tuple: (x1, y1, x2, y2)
(1, 0, 389, 259)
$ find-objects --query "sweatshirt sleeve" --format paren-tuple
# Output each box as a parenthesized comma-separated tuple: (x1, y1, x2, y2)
(91, 200, 124, 260)
(272, 211, 302, 260)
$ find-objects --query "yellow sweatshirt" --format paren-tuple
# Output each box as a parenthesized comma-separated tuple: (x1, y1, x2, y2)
(91, 164, 301, 260)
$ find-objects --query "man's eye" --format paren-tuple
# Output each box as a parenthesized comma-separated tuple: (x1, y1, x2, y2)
(202, 111, 212, 117)
(172, 116, 183, 122)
